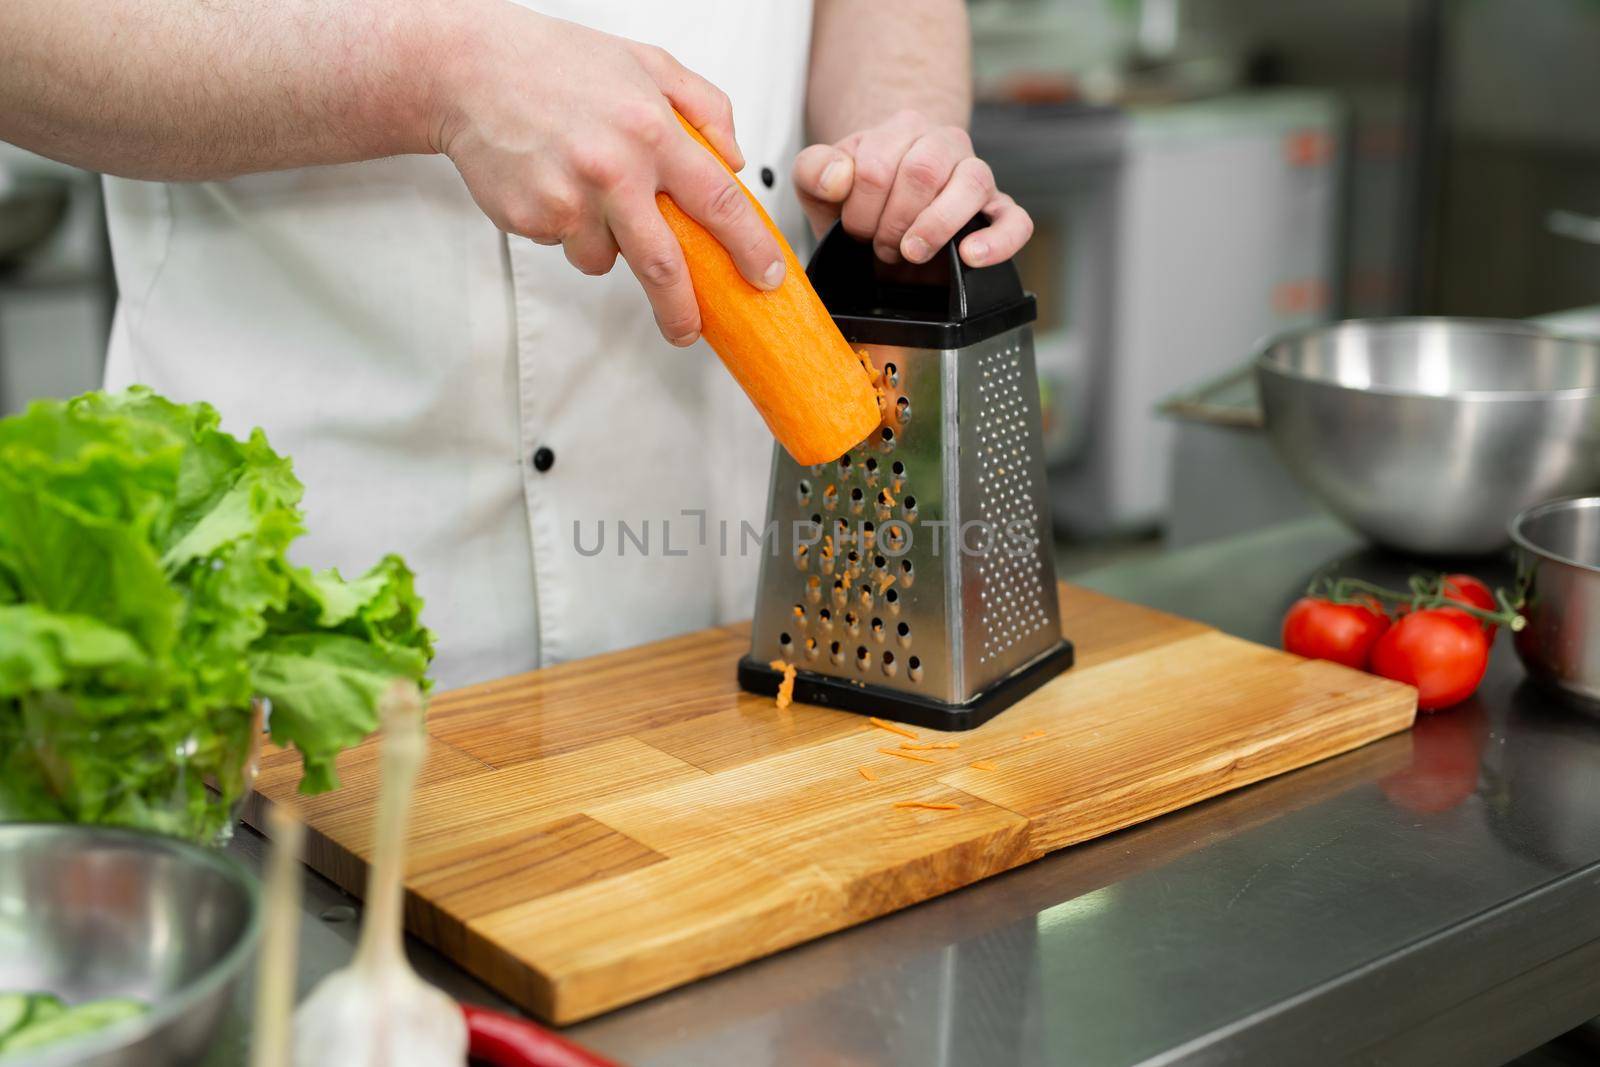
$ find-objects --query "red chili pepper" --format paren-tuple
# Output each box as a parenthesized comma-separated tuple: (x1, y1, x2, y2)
(461, 1003, 620, 1067)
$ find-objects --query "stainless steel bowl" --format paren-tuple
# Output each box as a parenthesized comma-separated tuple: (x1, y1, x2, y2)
(1256, 318, 1600, 555)
(1511, 496, 1600, 705)
(0, 825, 259, 1066)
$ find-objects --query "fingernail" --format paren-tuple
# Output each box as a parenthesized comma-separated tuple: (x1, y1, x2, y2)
(965, 238, 989, 264)
(670, 331, 700, 347)
(761, 260, 786, 290)
(903, 235, 931, 263)
(819, 161, 845, 195)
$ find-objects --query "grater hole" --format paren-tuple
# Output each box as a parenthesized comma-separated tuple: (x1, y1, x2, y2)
(865, 457, 878, 472)
(850, 487, 864, 503)
(880, 427, 895, 450)
(823, 484, 838, 510)
(818, 607, 832, 631)
(884, 362, 899, 385)
(882, 651, 897, 677)
(806, 575, 822, 602)
(792, 603, 806, 626)
(908, 655, 923, 682)
(903, 495, 917, 514)
(885, 588, 900, 607)
(895, 397, 911, 422)
(844, 611, 859, 634)
(883, 525, 906, 554)
(897, 621, 912, 648)
(838, 454, 852, 471)
(793, 544, 809, 570)
(830, 640, 844, 665)
(874, 554, 887, 570)
(832, 580, 847, 607)
(805, 637, 819, 660)
(797, 480, 811, 506)
(779, 632, 792, 650)
(856, 646, 871, 671)
(811, 513, 822, 526)
(858, 586, 874, 609)
(871, 617, 885, 642)
(892, 460, 905, 476)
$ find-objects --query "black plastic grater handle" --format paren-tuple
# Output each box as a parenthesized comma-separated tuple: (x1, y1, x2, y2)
(806, 215, 1037, 349)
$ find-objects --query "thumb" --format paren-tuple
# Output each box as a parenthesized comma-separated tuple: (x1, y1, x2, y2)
(792, 143, 854, 237)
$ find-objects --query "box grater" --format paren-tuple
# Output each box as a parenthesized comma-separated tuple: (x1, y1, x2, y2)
(738, 219, 1074, 730)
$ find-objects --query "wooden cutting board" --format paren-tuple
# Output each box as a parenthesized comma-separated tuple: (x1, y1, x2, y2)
(243, 584, 1415, 1024)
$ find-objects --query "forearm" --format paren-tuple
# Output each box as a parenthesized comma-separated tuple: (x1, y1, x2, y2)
(805, 0, 971, 143)
(0, 0, 460, 180)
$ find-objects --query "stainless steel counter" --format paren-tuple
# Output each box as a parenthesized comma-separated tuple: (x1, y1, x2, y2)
(216, 516, 1600, 1066)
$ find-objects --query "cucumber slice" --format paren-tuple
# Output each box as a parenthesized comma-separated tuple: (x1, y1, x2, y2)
(0, 995, 30, 1044)
(0, 998, 148, 1055)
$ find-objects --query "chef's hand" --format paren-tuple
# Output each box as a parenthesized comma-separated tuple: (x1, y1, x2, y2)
(436, 9, 784, 346)
(792, 110, 1032, 268)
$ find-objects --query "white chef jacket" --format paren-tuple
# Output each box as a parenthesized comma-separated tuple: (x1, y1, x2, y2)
(102, 2, 815, 690)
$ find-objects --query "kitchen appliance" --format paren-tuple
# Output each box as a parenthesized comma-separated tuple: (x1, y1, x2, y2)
(1512, 496, 1600, 706)
(1257, 318, 1600, 556)
(975, 91, 1344, 536)
(737, 221, 1074, 731)
(0, 823, 259, 1066)
(243, 583, 1415, 1025)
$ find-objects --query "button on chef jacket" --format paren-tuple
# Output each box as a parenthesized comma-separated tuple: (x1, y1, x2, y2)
(101, 2, 815, 690)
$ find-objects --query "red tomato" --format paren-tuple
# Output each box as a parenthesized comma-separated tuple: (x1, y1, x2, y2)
(1281, 597, 1391, 670)
(1440, 573, 1498, 635)
(1369, 608, 1490, 711)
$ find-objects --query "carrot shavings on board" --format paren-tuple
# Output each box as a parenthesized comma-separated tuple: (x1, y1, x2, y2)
(879, 747, 937, 764)
(893, 801, 960, 811)
(969, 760, 997, 771)
(1022, 729, 1047, 739)
(858, 767, 878, 782)
(877, 574, 895, 595)
(868, 717, 918, 740)
(901, 741, 959, 750)
(768, 659, 797, 709)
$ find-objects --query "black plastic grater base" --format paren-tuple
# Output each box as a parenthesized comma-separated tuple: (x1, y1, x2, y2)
(737, 639, 1075, 732)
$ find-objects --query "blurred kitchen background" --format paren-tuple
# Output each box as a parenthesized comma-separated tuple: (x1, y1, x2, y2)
(3, 0, 1600, 577)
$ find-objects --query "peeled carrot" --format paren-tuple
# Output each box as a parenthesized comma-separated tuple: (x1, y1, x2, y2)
(658, 114, 881, 465)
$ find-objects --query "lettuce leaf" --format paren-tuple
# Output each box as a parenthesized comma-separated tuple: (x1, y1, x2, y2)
(0, 388, 433, 842)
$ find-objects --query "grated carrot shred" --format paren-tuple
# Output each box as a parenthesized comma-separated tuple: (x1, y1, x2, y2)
(900, 741, 959, 750)
(878, 574, 895, 595)
(1022, 729, 1047, 739)
(893, 801, 960, 811)
(768, 658, 797, 709)
(858, 766, 878, 781)
(969, 759, 997, 771)
(879, 747, 937, 764)
(868, 717, 918, 740)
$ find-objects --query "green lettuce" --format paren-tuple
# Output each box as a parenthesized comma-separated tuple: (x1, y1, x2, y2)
(0, 388, 432, 843)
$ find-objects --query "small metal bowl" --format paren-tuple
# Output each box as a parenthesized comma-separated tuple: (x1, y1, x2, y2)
(1257, 318, 1600, 556)
(0, 825, 259, 1065)
(1510, 496, 1600, 705)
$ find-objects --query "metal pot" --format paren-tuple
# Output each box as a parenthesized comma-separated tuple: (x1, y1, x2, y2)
(1511, 496, 1600, 705)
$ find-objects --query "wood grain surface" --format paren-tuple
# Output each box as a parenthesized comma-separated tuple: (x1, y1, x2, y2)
(244, 584, 1416, 1024)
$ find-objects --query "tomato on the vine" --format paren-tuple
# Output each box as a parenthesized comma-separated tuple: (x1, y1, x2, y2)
(1440, 573, 1498, 635)
(1282, 597, 1391, 670)
(1369, 608, 1490, 711)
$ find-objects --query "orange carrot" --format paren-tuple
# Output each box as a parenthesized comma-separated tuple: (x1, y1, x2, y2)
(879, 747, 937, 764)
(858, 767, 878, 782)
(900, 741, 959, 750)
(893, 801, 961, 811)
(969, 760, 997, 771)
(868, 717, 918, 740)
(658, 114, 880, 465)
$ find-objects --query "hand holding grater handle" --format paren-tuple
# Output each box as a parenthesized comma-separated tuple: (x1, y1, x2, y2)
(807, 216, 1038, 349)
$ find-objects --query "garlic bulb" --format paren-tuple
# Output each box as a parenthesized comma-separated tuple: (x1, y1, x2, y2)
(292, 682, 467, 1067)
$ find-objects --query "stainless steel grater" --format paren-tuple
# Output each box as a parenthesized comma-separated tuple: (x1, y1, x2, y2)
(738, 218, 1073, 730)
